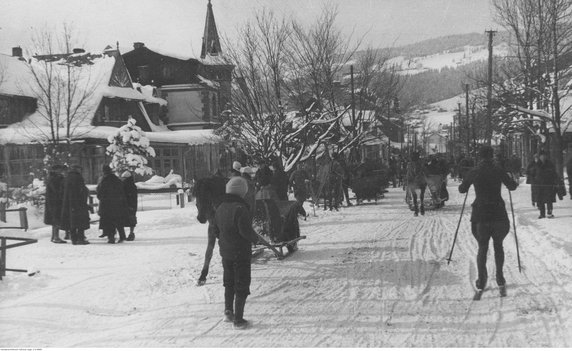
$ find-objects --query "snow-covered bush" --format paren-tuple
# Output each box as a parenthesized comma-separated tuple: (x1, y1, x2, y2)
(106, 118, 156, 175)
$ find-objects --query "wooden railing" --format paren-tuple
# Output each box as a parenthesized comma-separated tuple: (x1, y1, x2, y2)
(0, 206, 35, 280)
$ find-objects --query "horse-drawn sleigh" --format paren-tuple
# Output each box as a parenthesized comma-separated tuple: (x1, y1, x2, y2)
(193, 175, 305, 286)
(405, 154, 449, 215)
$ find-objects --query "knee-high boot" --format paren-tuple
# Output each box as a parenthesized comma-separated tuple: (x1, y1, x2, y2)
(234, 294, 247, 323)
(225, 287, 235, 313)
(51, 226, 66, 243)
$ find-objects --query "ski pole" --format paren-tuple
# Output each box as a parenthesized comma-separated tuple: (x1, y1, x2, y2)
(508, 189, 522, 273)
(447, 190, 469, 264)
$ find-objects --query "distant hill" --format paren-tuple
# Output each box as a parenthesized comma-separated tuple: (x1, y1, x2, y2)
(358, 32, 512, 110)
(363, 31, 511, 60)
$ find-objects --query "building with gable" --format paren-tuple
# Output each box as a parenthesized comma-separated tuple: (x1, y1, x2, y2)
(122, 0, 233, 131)
(0, 1, 233, 186)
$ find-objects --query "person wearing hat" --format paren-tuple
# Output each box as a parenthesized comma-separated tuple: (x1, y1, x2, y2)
(97, 165, 129, 243)
(60, 165, 91, 245)
(231, 161, 242, 177)
(240, 166, 256, 213)
(44, 164, 67, 244)
(212, 176, 260, 329)
(459, 145, 517, 295)
(121, 170, 138, 241)
(530, 151, 558, 218)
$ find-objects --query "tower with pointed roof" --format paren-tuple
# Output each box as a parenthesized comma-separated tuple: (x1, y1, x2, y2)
(199, 0, 234, 112)
(201, 0, 222, 59)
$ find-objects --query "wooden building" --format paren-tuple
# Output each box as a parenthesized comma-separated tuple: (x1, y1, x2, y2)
(122, 0, 234, 131)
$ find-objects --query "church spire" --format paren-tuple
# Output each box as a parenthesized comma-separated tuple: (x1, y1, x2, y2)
(200, 0, 222, 59)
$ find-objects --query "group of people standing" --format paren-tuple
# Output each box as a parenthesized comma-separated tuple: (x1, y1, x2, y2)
(43, 164, 138, 245)
(44, 164, 91, 245)
(525, 151, 563, 219)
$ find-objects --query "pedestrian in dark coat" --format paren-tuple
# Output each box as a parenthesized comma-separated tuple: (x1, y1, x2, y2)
(212, 176, 260, 329)
(255, 165, 279, 201)
(566, 155, 572, 200)
(459, 146, 517, 292)
(60, 165, 91, 245)
(270, 161, 289, 201)
(240, 166, 256, 214)
(44, 164, 67, 244)
(122, 170, 138, 241)
(289, 164, 310, 217)
(526, 153, 540, 206)
(97, 165, 128, 243)
(531, 151, 558, 218)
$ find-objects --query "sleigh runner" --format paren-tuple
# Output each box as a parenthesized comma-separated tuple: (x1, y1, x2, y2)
(252, 199, 305, 259)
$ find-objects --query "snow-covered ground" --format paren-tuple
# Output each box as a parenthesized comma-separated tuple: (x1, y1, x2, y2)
(1, 178, 571, 347)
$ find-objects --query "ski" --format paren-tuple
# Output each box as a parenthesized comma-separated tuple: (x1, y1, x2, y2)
(499, 285, 507, 297)
(473, 289, 484, 301)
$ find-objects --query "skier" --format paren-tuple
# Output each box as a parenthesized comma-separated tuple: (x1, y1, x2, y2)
(212, 176, 260, 329)
(459, 145, 517, 297)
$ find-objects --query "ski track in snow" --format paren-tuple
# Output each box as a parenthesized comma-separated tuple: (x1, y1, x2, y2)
(1, 180, 571, 347)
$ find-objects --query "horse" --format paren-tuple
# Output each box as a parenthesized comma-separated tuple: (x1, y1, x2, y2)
(405, 156, 427, 216)
(193, 174, 227, 286)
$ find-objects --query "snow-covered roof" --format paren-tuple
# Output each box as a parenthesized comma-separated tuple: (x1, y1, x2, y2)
(0, 53, 36, 97)
(124, 46, 197, 62)
(0, 124, 221, 146)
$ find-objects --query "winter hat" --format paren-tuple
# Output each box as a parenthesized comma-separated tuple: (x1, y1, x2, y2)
(232, 161, 242, 172)
(226, 176, 248, 198)
(479, 145, 494, 160)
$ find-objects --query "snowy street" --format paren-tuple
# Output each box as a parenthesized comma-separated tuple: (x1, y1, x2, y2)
(1, 179, 571, 348)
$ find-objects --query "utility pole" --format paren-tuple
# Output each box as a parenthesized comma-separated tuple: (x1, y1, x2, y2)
(457, 102, 462, 156)
(350, 65, 356, 127)
(465, 83, 470, 156)
(485, 29, 496, 146)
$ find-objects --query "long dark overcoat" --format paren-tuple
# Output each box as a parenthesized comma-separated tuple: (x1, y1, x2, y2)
(60, 170, 91, 231)
(44, 171, 64, 226)
(97, 173, 129, 231)
(123, 175, 138, 227)
(532, 159, 558, 204)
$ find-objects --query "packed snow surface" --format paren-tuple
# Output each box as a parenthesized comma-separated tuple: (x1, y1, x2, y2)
(1, 179, 571, 347)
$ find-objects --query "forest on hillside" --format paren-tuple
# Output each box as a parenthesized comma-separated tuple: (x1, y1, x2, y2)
(368, 31, 510, 60)
(397, 60, 490, 110)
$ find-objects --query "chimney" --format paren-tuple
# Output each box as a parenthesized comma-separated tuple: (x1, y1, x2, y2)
(73, 48, 85, 54)
(12, 46, 23, 57)
(133, 42, 145, 50)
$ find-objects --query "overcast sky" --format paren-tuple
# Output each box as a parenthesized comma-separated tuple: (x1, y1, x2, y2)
(0, 0, 497, 57)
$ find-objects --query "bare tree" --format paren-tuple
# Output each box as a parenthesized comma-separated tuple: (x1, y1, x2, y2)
(218, 6, 356, 171)
(21, 23, 102, 167)
(492, 0, 572, 175)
